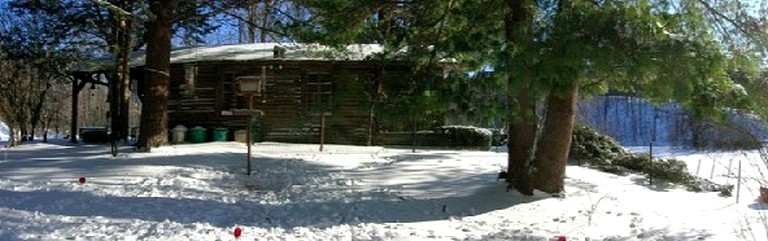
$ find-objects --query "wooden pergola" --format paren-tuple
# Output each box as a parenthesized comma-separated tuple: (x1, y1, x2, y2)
(66, 67, 142, 144)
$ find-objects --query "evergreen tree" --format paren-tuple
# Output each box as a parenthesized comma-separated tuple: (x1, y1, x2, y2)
(288, 0, 766, 195)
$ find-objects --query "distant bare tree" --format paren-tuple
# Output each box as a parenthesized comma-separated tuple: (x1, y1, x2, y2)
(0, 52, 42, 146)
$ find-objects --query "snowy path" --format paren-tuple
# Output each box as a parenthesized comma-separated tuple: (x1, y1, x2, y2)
(0, 140, 766, 240)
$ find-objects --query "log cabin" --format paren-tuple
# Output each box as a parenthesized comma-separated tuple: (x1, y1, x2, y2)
(123, 43, 414, 145)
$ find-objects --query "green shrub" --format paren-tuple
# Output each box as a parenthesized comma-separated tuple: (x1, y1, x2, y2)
(614, 154, 650, 172)
(490, 128, 507, 146)
(594, 165, 629, 175)
(570, 125, 721, 192)
(720, 184, 734, 197)
(439, 125, 492, 150)
(642, 158, 694, 184)
(569, 125, 626, 166)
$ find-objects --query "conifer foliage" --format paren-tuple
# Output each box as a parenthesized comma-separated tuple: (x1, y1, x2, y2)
(288, 0, 766, 195)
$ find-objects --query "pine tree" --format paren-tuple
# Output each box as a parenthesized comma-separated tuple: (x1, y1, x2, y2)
(283, 0, 766, 195)
(135, 0, 176, 149)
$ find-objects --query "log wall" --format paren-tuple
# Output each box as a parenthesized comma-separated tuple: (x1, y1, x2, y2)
(164, 60, 410, 144)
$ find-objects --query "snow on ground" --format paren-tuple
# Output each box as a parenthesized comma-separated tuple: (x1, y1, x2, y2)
(0, 138, 766, 241)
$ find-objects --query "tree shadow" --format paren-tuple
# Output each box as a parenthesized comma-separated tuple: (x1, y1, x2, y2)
(466, 227, 714, 241)
(0, 139, 129, 163)
(0, 143, 287, 182)
(747, 202, 768, 210)
(379, 152, 460, 166)
(565, 176, 600, 193)
(629, 176, 678, 192)
(0, 177, 542, 230)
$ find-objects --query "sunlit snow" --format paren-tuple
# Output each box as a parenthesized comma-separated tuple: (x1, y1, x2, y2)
(1, 136, 767, 240)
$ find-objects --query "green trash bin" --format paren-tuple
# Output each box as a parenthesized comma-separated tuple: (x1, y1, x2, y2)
(189, 126, 207, 143)
(213, 128, 229, 142)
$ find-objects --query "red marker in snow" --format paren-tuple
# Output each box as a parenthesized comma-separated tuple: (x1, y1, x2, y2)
(557, 237, 566, 241)
(78, 177, 86, 184)
(234, 227, 242, 238)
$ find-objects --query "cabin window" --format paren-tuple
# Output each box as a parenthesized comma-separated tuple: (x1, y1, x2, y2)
(222, 73, 241, 109)
(304, 73, 333, 113)
(181, 64, 197, 96)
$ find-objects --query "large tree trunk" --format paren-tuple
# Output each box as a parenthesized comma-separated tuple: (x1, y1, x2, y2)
(506, 83, 536, 195)
(504, 0, 535, 195)
(532, 83, 579, 194)
(112, 13, 132, 144)
(137, 0, 177, 149)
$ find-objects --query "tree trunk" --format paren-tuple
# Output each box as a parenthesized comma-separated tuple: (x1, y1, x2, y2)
(20, 125, 28, 142)
(110, 72, 119, 141)
(532, 83, 579, 194)
(259, 0, 272, 43)
(113, 14, 132, 144)
(70, 76, 80, 143)
(246, 1, 259, 43)
(367, 95, 375, 146)
(506, 85, 535, 195)
(42, 116, 48, 143)
(70, 74, 89, 143)
(504, 0, 535, 195)
(137, 0, 177, 149)
(29, 83, 50, 141)
(367, 71, 382, 146)
(691, 117, 704, 148)
(8, 126, 16, 147)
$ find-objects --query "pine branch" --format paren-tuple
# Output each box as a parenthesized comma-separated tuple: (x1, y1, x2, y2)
(217, 7, 293, 40)
(88, 0, 133, 17)
(695, 0, 762, 45)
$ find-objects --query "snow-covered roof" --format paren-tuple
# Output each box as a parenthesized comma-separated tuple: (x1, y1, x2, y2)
(71, 43, 391, 72)
(134, 43, 386, 65)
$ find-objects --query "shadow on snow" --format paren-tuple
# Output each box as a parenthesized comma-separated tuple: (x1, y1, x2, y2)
(0, 142, 542, 231)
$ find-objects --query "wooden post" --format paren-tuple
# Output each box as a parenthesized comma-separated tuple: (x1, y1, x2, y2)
(261, 66, 267, 100)
(247, 115, 253, 175)
(696, 159, 702, 176)
(320, 113, 325, 152)
(736, 159, 742, 203)
(247, 94, 253, 175)
(71, 76, 80, 144)
(649, 141, 653, 185)
(411, 116, 417, 153)
(316, 111, 332, 152)
(728, 158, 733, 176)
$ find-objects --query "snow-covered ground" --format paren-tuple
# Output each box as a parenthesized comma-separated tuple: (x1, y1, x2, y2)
(1, 138, 767, 241)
